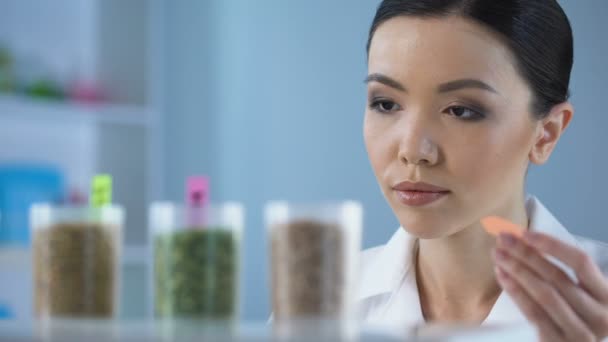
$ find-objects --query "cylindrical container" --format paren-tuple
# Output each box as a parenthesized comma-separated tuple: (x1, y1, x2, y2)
(266, 201, 363, 339)
(149, 202, 243, 320)
(30, 204, 124, 319)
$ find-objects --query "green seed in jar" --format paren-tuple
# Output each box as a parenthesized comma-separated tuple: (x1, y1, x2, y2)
(154, 228, 238, 319)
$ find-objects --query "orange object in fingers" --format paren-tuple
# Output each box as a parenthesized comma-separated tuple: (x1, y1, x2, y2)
(481, 216, 525, 238)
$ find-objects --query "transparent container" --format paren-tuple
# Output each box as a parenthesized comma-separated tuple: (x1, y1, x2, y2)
(30, 204, 124, 319)
(265, 201, 363, 339)
(149, 202, 244, 320)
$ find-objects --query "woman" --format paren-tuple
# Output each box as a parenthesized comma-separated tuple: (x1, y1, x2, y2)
(359, 0, 608, 341)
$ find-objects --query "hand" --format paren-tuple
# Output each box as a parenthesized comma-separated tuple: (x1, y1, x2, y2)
(493, 231, 608, 342)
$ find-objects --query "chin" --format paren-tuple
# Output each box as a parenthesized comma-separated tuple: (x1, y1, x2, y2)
(400, 224, 450, 239)
(394, 209, 461, 240)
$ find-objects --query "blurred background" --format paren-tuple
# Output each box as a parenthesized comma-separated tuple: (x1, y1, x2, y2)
(0, 0, 605, 323)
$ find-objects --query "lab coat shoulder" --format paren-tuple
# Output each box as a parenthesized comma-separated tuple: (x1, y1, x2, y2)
(360, 245, 383, 270)
(576, 236, 608, 276)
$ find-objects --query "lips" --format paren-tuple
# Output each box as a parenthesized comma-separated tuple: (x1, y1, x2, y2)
(392, 181, 450, 207)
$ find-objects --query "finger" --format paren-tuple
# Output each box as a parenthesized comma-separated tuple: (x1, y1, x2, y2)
(495, 265, 565, 342)
(498, 234, 608, 334)
(494, 249, 595, 342)
(524, 231, 608, 302)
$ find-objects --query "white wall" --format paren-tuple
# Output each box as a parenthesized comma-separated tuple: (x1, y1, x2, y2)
(162, 0, 608, 321)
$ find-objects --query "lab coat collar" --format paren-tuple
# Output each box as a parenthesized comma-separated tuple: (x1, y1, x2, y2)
(357, 195, 580, 323)
(485, 196, 581, 324)
(526, 195, 580, 249)
(357, 227, 417, 301)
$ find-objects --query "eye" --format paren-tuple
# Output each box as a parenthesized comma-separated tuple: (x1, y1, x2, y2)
(369, 99, 402, 114)
(447, 106, 486, 121)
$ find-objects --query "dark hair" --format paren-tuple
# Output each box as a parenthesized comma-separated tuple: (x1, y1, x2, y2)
(367, 0, 574, 119)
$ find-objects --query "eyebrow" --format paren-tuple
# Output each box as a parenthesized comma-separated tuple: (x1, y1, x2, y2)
(364, 73, 406, 92)
(364, 73, 499, 95)
(437, 79, 499, 94)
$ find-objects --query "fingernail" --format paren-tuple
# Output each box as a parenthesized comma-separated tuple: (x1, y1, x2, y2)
(498, 233, 516, 247)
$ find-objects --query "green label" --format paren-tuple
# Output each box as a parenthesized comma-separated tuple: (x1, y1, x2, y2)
(91, 174, 112, 207)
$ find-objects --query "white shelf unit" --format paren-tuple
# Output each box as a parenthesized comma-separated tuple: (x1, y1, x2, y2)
(0, 0, 164, 320)
(0, 94, 150, 127)
(0, 0, 162, 242)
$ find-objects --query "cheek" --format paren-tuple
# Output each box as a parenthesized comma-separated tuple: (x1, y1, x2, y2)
(364, 114, 394, 179)
(448, 118, 536, 194)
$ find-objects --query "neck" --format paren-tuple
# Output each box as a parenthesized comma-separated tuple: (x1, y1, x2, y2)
(416, 195, 529, 322)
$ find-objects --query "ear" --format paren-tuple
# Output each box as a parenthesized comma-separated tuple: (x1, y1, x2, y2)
(529, 102, 573, 165)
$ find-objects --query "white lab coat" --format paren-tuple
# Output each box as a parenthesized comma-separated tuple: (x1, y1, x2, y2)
(357, 195, 608, 333)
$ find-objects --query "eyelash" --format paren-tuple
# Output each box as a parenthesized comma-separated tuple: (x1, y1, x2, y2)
(445, 105, 487, 121)
(368, 99, 487, 122)
(369, 99, 401, 114)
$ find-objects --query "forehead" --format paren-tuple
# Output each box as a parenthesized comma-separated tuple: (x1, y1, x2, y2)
(368, 16, 522, 92)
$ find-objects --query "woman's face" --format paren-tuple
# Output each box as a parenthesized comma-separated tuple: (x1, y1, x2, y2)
(364, 16, 541, 239)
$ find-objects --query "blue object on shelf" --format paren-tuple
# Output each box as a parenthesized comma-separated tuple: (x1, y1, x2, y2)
(0, 303, 13, 319)
(0, 164, 64, 245)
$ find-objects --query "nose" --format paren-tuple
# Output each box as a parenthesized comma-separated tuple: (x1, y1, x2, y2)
(397, 114, 439, 166)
